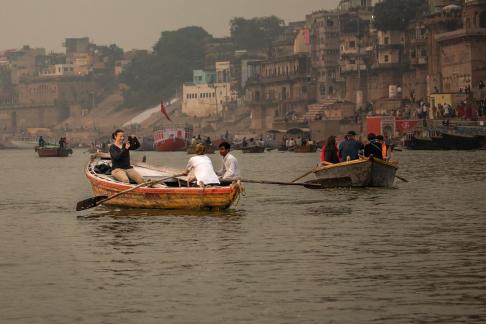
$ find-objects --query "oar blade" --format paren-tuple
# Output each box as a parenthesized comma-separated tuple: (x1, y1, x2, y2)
(76, 196, 108, 211)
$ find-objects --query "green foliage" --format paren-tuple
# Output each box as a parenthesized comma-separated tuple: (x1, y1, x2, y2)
(230, 16, 285, 50)
(373, 0, 425, 31)
(93, 44, 124, 67)
(121, 26, 210, 109)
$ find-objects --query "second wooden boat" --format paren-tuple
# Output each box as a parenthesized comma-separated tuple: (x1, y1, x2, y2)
(314, 157, 398, 187)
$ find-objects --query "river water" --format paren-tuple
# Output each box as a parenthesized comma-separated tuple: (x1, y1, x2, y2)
(0, 148, 485, 323)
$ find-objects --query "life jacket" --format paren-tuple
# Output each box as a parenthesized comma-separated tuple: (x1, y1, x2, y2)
(381, 142, 387, 159)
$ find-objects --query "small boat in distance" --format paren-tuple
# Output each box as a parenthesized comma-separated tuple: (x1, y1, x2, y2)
(154, 127, 192, 152)
(314, 157, 398, 187)
(84, 156, 241, 210)
(242, 146, 265, 153)
(291, 144, 318, 153)
(404, 131, 482, 150)
(35, 146, 73, 157)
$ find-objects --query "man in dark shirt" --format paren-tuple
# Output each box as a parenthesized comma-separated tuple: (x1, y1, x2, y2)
(109, 129, 144, 184)
(338, 130, 363, 161)
(364, 133, 383, 160)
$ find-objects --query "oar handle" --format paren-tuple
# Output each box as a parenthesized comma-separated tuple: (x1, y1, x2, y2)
(97, 173, 185, 206)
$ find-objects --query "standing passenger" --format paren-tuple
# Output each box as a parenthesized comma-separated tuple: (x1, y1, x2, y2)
(338, 131, 363, 161)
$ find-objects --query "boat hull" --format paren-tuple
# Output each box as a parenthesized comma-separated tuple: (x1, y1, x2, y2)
(314, 157, 397, 187)
(36, 147, 73, 157)
(86, 162, 240, 210)
(242, 146, 265, 153)
(292, 144, 317, 153)
(154, 138, 186, 152)
(405, 133, 482, 150)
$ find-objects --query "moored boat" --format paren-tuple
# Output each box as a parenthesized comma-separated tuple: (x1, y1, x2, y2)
(84, 157, 241, 210)
(314, 157, 398, 187)
(242, 146, 265, 153)
(153, 127, 192, 152)
(35, 146, 73, 157)
(404, 132, 482, 150)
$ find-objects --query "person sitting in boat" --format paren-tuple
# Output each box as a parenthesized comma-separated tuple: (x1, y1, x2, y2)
(338, 131, 363, 161)
(184, 144, 220, 187)
(364, 133, 383, 160)
(321, 135, 340, 165)
(216, 142, 240, 183)
(109, 129, 144, 184)
(38, 136, 46, 148)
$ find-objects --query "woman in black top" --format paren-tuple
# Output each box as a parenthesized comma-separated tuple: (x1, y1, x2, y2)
(109, 129, 144, 184)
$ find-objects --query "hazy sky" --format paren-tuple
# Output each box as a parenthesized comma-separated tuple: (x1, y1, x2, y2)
(0, 0, 339, 52)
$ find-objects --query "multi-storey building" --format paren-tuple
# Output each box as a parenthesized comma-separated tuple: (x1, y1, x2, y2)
(307, 10, 343, 100)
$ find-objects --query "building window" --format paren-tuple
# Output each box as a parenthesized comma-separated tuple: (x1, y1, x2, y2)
(420, 49, 427, 57)
(411, 50, 416, 58)
(384, 55, 389, 62)
(384, 37, 389, 45)
(349, 41, 356, 48)
(320, 84, 326, 96)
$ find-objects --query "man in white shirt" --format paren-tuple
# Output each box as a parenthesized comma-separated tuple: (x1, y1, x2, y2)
(184, 144, 220, 187)
(216, 142, 240, 183)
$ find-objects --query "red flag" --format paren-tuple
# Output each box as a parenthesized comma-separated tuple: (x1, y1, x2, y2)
(160, 101, 172, 122)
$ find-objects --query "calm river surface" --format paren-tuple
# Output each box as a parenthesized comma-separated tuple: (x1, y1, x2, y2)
(0, 148, 485, 323)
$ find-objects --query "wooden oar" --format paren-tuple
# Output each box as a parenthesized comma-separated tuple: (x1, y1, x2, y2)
(290, 165, 320, 183)
(76, 173, 184, 211)
(242, 179, 321, 188)
(242, 177, 352, 189)
(395, 175, 409, 183)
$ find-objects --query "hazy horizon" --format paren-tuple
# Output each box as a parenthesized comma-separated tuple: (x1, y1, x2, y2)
(0, 0, 339, 52)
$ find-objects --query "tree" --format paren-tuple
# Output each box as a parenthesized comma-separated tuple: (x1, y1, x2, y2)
(121, 26, 210, 109)
(373, 0, 425, 31)
(230, 16, 285, 50)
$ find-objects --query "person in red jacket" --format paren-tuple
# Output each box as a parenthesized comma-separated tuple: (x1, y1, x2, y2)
(321, 135, 340, 165)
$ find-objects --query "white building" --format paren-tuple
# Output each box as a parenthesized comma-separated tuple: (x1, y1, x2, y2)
(182, 82, 234, 117)
(39, 64, 75, 77)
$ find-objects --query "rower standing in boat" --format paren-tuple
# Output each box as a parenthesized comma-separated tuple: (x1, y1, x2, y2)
(110, 129, 144, 184)
(216, 142, 240, 184)
(321, 135, 340, 166)
(338, 131, 363, 161)
(184, 144, 220, 187)
(38, 136, 46, 148)
(364, 133, 383, 160)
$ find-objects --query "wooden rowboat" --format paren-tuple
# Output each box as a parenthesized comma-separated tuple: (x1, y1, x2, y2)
(314, 157, 398, 187)
(35, 146, 73, 157)
(85, 157, 241, 210)
(242, 146, 265, 153)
